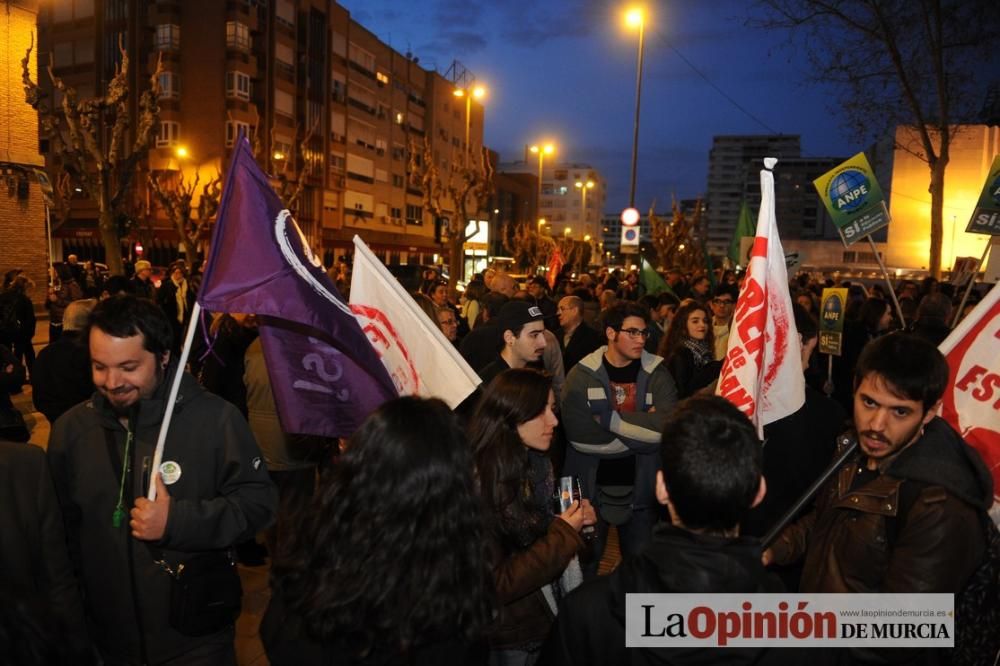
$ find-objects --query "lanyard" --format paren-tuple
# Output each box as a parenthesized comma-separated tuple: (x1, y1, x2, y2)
(111, 428, 134, 528)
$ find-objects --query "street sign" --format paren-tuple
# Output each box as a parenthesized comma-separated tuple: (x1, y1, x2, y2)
(620, 225, 639, 253)
(818, 288, 848, 356)
(965, 154, 1000, 236)
(813, 152, 890, 247)
(621, 207, 640, 226)
(33, 169, 55, 208)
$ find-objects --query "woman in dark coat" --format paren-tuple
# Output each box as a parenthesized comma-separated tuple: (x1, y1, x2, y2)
(658, 300, 722, 399)
(262, 397, 494, 666)
(469, 369, 595, 666)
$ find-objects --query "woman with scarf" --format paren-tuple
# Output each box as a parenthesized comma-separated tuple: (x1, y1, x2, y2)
(469, 368, 595, 666)
(659, 300, 722, 399)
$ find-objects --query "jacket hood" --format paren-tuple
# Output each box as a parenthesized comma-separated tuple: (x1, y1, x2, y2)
(577, 346, 664, 376)
(88, 362, 205, 429)
(886, 417, 994, 511)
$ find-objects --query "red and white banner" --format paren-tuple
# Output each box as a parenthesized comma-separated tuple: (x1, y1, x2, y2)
(938, 282, 1000, 522)
(349, 236, 481, 408)
(717, 158, 804, 437)
(548, 247, 564, 290)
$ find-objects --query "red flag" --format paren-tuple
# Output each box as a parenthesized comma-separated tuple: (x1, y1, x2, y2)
(938, 282, 1000, 520)
(547, 248, 564, 290)
(716, 158, 804, 436)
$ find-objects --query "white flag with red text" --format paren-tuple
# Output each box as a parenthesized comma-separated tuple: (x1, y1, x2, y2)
(938, 281, 1000, 523)
(716, 158, 805, 437)
(349, 235, 481, 408)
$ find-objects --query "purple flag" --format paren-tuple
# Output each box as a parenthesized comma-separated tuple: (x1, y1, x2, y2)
(199, 136, 397, 437)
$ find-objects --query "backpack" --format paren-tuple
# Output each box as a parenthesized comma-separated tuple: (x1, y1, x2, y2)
(890, 482, 1000, 666)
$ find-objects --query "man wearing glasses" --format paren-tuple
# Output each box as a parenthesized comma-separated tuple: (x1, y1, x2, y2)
(561, 303, 679, 576)
(710, 284, 739, 360)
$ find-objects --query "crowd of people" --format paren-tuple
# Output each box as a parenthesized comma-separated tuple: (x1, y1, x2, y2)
(0, 255, 995, 665)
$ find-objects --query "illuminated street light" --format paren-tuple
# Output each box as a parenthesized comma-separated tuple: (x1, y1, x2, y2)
(575, 180, 595, 237)
(624, 6, 646, 208)
(175, 146, 189, 159)
(455, 84, 487, 166)
(530, 143, 555, 225)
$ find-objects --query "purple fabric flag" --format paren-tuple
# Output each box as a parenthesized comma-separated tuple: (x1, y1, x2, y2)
(199, 136, 397, 437)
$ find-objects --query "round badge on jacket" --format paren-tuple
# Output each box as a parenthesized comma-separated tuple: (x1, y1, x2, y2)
(160, 461, 182, 485)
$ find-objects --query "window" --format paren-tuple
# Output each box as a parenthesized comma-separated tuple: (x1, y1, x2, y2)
(391, 144, 404, 160)
(157, 121, 181, 147)
(158, 71, 180, 100)
(375, 138, 387, 155)
(376, 71, 389, 85)
(275, 42, 295, 68)
(390, 206, 402, 218)
(226, 22, 250, 51)
(224, 71, 250, 100)
(274, 88, 294, 117)
(406, 204, 423, 226)
(74, 39, 94, 64)
(272, 138, 292, 161)
(275, 0, 295, 28)
(155, 24, 180, 51)
(347, 43, 375, 74)
(225, 121, 251, 147)
(391, 174, 404, 188)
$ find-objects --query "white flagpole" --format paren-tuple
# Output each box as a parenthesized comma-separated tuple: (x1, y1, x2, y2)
(147, 301, 202, 500)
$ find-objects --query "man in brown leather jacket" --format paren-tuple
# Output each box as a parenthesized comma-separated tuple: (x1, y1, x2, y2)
(765, 333, 993, 595)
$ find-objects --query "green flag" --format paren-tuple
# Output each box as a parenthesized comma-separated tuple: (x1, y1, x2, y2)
(640, 257, 674, 297)
(728, 201, 756, 265)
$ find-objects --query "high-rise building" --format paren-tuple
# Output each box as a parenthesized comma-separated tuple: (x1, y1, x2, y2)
(499, 157, 606, 242)
(704, 135, 801, 254)
(36, 0, 487, 269)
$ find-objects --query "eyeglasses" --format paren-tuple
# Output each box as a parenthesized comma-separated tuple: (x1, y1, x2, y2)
(713, 298, 734, 306)
(618, 327, 651, 339)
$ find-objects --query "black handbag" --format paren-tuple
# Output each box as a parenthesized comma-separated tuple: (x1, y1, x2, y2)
(162, 551, 243, 637)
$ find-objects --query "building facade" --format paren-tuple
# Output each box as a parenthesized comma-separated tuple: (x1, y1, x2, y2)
(499, 156, 606, 242)
(1, 0, 49, 305)
(36, 0, 487, 270)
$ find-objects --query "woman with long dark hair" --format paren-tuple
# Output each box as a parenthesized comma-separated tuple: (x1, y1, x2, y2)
(262, 396, 494, 665)
(469, 368, 594, 666)
(658, 300, 722, 399)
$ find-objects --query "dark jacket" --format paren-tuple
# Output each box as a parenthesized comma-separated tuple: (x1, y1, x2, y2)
(460, 321, 501, 373)
(488, 517, 583, 649)
(0, 441, 91, 663)
(31, 330, 93, 423)
(665, 347, 721, 399)
(771, 418, 992, 594)
(541, 524, 785, 665)
(261, 591, 487, 666)
(556, 323, 603, 373)
(47, 367, 277, 664)
(129, 275, 156, 301)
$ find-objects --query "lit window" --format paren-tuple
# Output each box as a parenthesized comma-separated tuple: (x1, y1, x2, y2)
(226, 22, 251, 51)
(157, 121, 181, 147)
(376, 71, 389, 85)
(157, 72, 179, 99)
(225, 71, 251, 101)
(155, 24, 180, 51)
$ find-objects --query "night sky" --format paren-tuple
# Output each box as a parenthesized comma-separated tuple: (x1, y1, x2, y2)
(339, 0, 862, 214)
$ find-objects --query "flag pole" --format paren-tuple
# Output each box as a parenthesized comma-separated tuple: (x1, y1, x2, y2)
(147, 301, 202, 500)
(951, 240, 991, 329)
(866, 235, 905, 325)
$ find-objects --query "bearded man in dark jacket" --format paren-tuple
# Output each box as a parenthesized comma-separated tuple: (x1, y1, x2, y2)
(543, 395, 784, 665)
(47, 295, 277, 665)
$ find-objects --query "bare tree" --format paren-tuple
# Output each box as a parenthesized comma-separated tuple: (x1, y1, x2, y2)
(754, 0, 998, 278)
(649, 197, 707, 273)
(22, 37, 163, 275)
(410, 136, 495, 288)
(501, 220, 556, 273)
(148, 169, 222, 262)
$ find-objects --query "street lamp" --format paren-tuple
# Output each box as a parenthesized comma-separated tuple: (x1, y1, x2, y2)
(575, 179, 595, 233)
(564, 226, 572, 239)
(453, 84, 486, 166)
(624, 6, 646, 208)
(530, 143, 555, 224)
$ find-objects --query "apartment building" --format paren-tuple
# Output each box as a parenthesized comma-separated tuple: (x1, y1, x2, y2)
(499, 157, 607, 242)
(37, 0, 486, 268)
